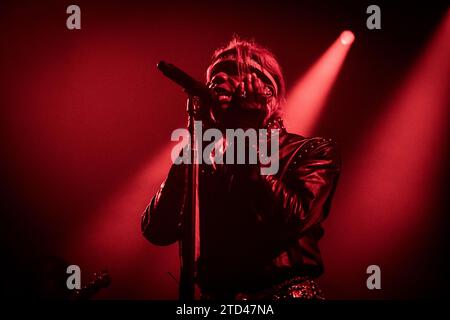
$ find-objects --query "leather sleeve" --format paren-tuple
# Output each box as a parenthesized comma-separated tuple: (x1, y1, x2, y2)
(260, 138, 341, 236)
(141, 163, 185, 246)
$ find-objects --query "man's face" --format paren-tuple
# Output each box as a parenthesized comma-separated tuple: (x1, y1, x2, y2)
(207, 56, 277, 128)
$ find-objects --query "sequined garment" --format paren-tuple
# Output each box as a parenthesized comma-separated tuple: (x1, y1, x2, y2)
(233, 277, 324, 300)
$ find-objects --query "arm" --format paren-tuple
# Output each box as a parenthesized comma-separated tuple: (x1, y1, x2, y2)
(141, 163, 186, 246)
(241, 138, 341, 236)
(268, 138, 341, 234)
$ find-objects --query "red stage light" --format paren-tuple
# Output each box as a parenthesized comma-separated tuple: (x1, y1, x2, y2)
(284, 31, 354, 136)
(321, 9, 450, 299)
(340, 30, 355, 45)
(67, 144, 179, 298)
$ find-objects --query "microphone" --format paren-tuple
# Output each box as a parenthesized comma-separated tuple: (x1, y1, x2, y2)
(157, 61, 213, 99)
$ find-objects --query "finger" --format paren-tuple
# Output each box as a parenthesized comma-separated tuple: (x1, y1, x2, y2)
(235, 82, 245, 100)
(245, 73, 254, 100)
(252, 73, 263, 93)
(252, 74, 265, 101)
(252, 75, 268, 105)
(235, 81, 243, 94)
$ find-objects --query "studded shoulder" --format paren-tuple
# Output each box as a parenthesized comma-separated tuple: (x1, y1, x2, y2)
(287, 137, 339, 173)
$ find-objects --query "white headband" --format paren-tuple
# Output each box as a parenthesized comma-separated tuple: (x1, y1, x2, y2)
(206, 57, 279, 97)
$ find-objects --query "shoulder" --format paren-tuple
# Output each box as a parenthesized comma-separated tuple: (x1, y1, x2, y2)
(279, 131, 341, 172)
(280, 131, 339, 157)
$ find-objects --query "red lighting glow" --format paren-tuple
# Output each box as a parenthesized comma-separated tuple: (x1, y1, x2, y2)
(321, 9, 450, 299)
(340, 30, 355, 45)
(284, 31, 354, 136)
(67, 144, 179, 298)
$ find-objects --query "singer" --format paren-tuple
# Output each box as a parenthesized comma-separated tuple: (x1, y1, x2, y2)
(141, 37, 341, 300)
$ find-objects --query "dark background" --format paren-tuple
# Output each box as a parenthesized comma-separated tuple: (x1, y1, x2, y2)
(0, 0, 449, 299)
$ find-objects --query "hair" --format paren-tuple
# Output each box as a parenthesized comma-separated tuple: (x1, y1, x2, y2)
(207, 35, 286, 119)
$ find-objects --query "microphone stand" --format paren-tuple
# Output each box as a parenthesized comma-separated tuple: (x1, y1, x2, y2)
(179, 95, 201, 301)
(155, 60, 210, 300)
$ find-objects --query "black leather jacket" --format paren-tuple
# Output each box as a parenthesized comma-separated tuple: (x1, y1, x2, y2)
(141, 118, 341, 297)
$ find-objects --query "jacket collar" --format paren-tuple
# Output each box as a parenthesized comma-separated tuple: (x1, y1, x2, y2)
(265, 117, 286, 132)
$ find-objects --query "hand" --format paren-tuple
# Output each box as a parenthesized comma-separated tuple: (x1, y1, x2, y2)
(235, 73, 270, 112)
(222, 73, 270, 129)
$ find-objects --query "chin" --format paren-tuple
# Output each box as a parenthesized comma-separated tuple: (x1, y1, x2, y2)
(218, 102, 231, 110)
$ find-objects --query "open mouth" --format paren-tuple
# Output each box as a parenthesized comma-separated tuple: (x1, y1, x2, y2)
(214, 86, 233, 99)
(213, 87, 233, 104)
